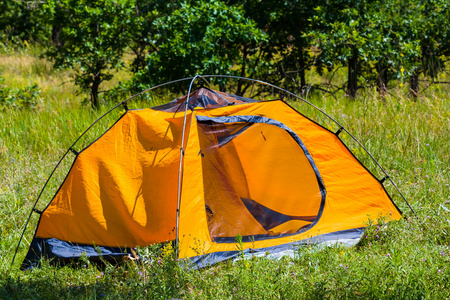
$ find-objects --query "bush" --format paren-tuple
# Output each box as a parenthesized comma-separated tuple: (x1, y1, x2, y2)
(0, 76, 42, 109)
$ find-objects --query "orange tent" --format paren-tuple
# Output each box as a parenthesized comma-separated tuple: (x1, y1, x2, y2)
(20, 83, 402, 269)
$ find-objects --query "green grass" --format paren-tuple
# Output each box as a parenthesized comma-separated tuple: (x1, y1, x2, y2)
(1, 48, 450, 299)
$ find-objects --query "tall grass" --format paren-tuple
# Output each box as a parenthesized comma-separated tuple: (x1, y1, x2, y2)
(1, 48, 450, 299)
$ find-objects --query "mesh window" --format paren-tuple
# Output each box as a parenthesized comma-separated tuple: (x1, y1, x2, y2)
(197, 119, 323, 242)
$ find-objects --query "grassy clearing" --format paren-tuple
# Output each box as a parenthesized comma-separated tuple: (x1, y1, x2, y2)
(1, 49, 450, 299)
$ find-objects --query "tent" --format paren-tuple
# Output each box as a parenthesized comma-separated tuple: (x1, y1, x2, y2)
(17, 76, 407, 269)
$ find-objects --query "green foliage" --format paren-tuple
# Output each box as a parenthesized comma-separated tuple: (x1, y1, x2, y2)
(228, 0, 318, 93)
(43, 0, 135, 108)
(0, 0, 50, 43)
(129, 0, 267, 94)
(409, 0, 450, 79)
(308, 0, 450, 97)
(125, 1, 173, 74)
(3, 0, 448, 103)
(0, 76, 42, 109)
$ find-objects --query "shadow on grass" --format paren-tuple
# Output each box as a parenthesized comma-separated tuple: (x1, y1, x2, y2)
(0, 272, 184, 299)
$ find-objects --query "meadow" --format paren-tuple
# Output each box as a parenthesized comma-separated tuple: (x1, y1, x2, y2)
(1, 45, 450, 299)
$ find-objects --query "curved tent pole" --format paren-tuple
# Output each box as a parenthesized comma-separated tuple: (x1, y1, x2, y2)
(175, 75, 201, 258)
(10, 148, 71, 268)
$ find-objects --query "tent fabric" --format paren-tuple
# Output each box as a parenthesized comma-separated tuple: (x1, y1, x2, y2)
(21, 87, 402, 269)
(196, 115, 326, 242)
(22, 238, 133, 268)
(153, 87, 256, 112)
(190, 227, 365, 269)
(34, 109, 183, 246)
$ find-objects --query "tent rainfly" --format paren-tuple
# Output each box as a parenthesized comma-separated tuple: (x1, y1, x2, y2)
(16, 76, 412, 270)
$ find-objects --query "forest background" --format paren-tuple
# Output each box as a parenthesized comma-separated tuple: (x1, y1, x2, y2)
(2, 0, 449, 108)
(1, 0, 450, 299)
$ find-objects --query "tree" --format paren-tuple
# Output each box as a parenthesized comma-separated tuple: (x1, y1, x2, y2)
(124, 1, 178, 74)
(0, 0, 49, 42)
(129, 0, 267, 95)
(308, 0, 375, 98)
(44, 0, 134, 108)
(305, 0, 450, 99)
(275, 0, 317, 92)
(407, 0, 450, 97)
(229, 0, 317, 94)
(356, 0, 420, 96)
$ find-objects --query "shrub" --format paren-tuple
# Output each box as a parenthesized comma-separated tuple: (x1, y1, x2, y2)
(0, 76, 42, 109)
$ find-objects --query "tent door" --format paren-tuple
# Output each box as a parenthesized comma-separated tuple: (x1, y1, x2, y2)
(196, 115, 326, 243)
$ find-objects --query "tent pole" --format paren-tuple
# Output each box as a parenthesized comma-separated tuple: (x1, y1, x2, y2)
(175, 75, 201, 259)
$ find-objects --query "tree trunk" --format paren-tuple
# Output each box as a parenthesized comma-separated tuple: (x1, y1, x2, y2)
(376, 62, 388, 97)
(91, 68, 101, 109)
(347, 46, 358, 99)
(236, 46, 247, 96)
(219, 82, 226, 93)
(299, 49, 306, 94)
(51, 26, 63, 47)
(410, 71, 419, 99)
